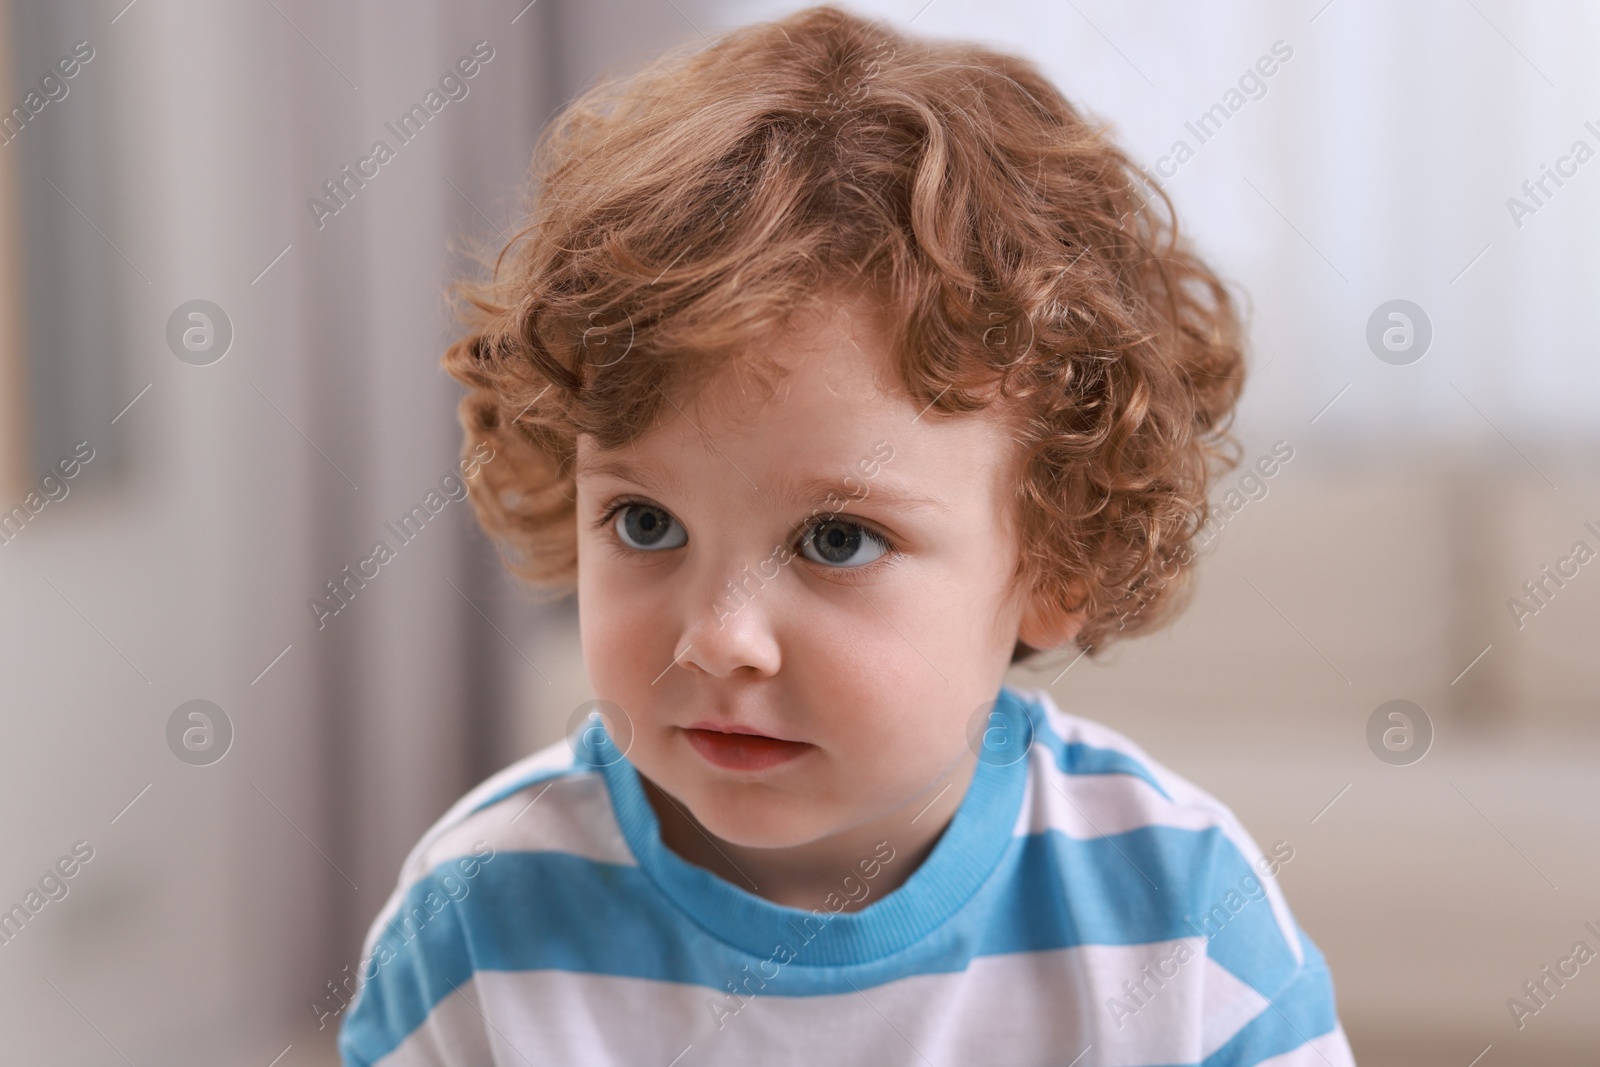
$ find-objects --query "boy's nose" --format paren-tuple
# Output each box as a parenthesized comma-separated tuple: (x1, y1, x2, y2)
(672, 565, 783, 679)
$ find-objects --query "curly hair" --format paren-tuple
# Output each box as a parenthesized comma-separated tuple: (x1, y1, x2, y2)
(441, 3, 1247, 664)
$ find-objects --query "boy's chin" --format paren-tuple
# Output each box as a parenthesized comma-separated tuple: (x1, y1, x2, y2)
(677, 787, 836, 851)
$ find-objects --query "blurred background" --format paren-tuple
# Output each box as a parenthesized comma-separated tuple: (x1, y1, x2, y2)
(0, 0, 1596, 1063)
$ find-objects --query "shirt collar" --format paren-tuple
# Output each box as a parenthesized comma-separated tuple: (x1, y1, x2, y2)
(595, 683, 1032, 965)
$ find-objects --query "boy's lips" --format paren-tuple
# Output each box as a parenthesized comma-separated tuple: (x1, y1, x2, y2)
(681, 723, 811, 772)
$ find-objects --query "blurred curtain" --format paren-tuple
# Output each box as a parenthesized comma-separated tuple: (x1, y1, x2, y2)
(2, 1, 555, 1061)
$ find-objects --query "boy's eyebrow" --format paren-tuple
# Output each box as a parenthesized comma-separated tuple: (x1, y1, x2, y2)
(781, 473, 950, 515)
(575, 454, 687, 498)
(575, 455, 950, 514)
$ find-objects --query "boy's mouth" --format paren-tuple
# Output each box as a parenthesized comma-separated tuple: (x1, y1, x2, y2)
(681, 724, 812, 772)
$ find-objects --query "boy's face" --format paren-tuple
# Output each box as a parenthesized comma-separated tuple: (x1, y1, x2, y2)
(574, 296, 1051, 850)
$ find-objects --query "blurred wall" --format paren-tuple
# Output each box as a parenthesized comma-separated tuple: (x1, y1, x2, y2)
(0, 1, 564, 1062)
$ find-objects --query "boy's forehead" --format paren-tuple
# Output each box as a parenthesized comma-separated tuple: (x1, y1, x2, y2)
(584, 295, 907, 448)
(702, 297, 899, 402)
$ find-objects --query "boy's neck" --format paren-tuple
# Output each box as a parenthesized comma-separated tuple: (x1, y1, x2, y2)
(641, 753, 979, 912)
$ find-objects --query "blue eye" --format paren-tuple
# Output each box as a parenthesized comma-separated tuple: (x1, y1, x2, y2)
(799, 517, 890, 568)
(613, 503, 687, 550)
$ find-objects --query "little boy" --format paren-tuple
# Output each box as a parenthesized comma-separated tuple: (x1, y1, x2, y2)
(340, 6, 1354, 1065)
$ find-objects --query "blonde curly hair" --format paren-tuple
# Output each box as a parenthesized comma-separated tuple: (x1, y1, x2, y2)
(442, 4, 1247, 664)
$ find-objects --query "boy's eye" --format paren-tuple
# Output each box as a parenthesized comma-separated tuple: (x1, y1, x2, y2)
(613, 503, 687, 551)
(799, 518, 890, 569)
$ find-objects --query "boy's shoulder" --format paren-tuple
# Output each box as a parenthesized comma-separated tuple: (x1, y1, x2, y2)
(1010, 683, 1277, 842)
(362, 737, 632, 935)
(1007, 685, 1305, 958)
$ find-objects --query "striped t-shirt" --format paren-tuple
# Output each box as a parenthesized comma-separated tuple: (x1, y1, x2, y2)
(339, 684, 1354, 1066)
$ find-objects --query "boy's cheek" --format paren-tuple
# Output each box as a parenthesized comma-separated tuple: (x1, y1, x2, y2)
(578, 621, 633, 694)
(586, 569, 666, 623)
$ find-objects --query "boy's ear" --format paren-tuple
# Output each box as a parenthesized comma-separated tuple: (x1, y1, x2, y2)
(1017, 586, 1087, 653)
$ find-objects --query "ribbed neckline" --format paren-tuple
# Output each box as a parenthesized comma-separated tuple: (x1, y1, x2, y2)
(595, 684, 1032, 966)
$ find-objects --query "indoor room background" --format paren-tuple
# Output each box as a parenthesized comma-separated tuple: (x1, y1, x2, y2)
(0, 1, 1596, 1064)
